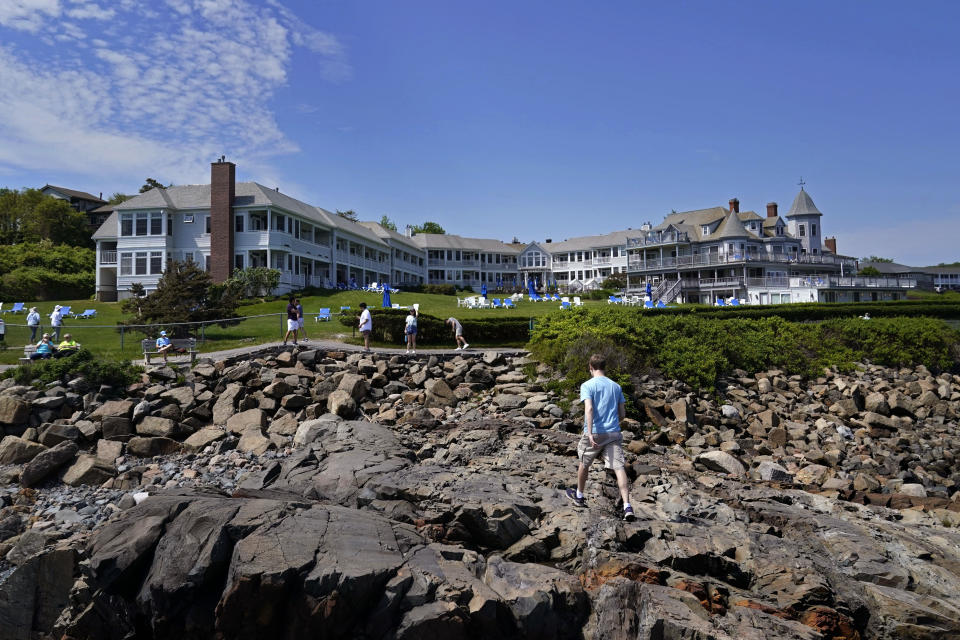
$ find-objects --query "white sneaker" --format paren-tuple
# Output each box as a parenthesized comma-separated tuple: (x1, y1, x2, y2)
(462, 343, 469, 350)
(405, 349, 410, 354)
(455, 346, 462, 350)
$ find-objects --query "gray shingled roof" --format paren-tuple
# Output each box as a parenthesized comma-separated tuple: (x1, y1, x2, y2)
(92, 212, 118, 240)
(647, 207, 769, 242)
(538, 229, 638, 253)
(41, 185, 105, 203)
(313, 208, 388, 246)
(411, 233, 521, 254)
(711, 210, 750, 240)
(358, 222, 424, 252)
(786, 189, 823, 217)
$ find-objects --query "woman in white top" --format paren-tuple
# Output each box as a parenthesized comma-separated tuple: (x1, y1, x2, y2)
(49, 306, 63, 342)
(405, 309, 417, 354)
(26, 307, 40, 342)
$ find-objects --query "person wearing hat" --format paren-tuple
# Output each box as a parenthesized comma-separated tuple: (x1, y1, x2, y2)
(156, 330, 173, 363)
(49, 305, 64, 342)
(30, 333, 57, 360)
(55, 333, 81, 358)
(26, 307, 40, 342)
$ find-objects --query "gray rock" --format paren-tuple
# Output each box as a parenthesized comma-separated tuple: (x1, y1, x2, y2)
(327, 390, 357, 418)
(212, 382, 244, 425)
(136, 416, 179, 438)
(720, 404, 740, 419)
(62, 454, 116, 486)
(225, 408, 266, 434)
(696, 450, 745, 476)
(493, 394, 525, 410)
(0, 435, 47, 465)
(756, 460, 794, 483)
(126, 436, 181, 457)
(424, 379, 456, 408)
(183, 426, 226, 450)
(20, 440, 78, 487)
(0, 396, 30, 426)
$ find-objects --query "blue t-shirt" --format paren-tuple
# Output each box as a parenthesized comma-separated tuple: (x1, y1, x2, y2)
(580, 375, 625, 435)
(156, 336, 171, 348)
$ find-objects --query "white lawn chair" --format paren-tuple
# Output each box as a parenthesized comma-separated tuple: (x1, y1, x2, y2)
(573, 296, 583, 307)
(478, 297, 490, 309)
(561, 296, 570, 304)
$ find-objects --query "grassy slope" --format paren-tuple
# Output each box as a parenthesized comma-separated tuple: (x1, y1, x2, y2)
(0, 291, 590, 363)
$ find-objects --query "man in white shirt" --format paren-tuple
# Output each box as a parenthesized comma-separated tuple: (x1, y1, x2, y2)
(358, 302, 372, 352)
(49, 306, 64, 342)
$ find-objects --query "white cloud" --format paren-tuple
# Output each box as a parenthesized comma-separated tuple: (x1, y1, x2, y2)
(0, 0, 350, 185)
(0, 0, 61, 33)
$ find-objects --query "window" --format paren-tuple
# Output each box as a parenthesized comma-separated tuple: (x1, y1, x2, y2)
(250, 212, 267, 231)
(204, 255, 211, 272)
(120, 252, 132, 275)
(184, 214, 194, 223)
(167, 215, 173, 235)
(286, 218, 292, 234)
(702, 225, 710, 236)
(799, 225, 806, 237)
(135, 212, 148, 236)
(274, 214, 285, 232)
(150, 251, 162, 274)
(287, 255, 292, 271)
(135, 252, 147, 275)
(235, 215, 244, 233)
(205, 216, 211, 234)
(150, 212, 162, 235)
(120, 214, 133, 236)
(294, 220, 301, 238)
(811, 224, 817, 236)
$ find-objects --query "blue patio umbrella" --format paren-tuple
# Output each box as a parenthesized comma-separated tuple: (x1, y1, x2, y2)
(646, 281, 652, 298)
(382, 286, 391, 308)
(527, 278, 537, 298)
(481, 283, 487, 296)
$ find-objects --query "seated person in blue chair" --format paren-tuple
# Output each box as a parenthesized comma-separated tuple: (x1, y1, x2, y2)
(30, 334, 57, 360)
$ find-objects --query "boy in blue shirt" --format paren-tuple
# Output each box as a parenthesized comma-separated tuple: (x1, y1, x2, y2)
(567, 354, 634, 521)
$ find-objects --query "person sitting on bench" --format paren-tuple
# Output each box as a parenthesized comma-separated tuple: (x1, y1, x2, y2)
(156, 330, 173, 363)
(55, 334, 81, 358)
(30, 334, 57, 360)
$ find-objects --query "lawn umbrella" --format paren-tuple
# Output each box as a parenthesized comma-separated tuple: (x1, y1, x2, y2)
(481, 283, 487, 296)
(382, 286, 391, 308)
(527, 278, 537, 298)
(646, 281, 652, 298)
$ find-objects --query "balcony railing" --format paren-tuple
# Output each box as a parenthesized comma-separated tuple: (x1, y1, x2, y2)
(627, 252, 856, 271)
(100, 250, 117, 265)
(626, 231, 692, 247)
(592, 257, 612, 266)
(677, 275, 918, 291)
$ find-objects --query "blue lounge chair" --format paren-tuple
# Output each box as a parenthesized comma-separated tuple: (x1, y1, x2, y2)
(730, 299, 741, 306)
(2, 302, 25, 314)
(492, 298, 502, 308)
(74, 309, 97, 319)
(560, 301, 571, 310)
(503, 299, 516, 309)
(644, 300, 654, 309)
(715, 298, 725, 306)
(59, 306, 72, 317)
(315, 308, 331, 322)
(340, 306, 351, 314)
(656, 300, 666, 308)
(608, 295, 618, 304)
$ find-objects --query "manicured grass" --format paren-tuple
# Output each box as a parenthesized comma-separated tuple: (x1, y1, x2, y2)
(0, 291, 600, 363)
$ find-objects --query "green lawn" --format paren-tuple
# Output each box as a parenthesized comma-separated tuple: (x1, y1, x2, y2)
(0, 291, 602, 363)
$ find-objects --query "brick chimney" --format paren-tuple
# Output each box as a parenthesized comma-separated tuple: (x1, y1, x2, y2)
(766, 202, 778, 218)
(210, 158, 236, 283)
(728, 198, 739, 213)
(824, 237, 837, 254)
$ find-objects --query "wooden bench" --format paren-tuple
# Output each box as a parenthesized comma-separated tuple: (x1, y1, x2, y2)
(141, 338, 198, 365)
(19, 344, 37, 364)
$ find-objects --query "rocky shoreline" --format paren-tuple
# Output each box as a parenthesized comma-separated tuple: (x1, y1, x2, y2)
(0, 346, 958, 639)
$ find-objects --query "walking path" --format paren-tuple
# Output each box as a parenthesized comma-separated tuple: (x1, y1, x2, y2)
(0, 339, 529, 372)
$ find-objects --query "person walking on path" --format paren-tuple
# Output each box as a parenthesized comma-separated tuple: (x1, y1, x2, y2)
(358, 302, 372, 352)
(49, 306, 64, 342)
(26, 307, 40, 343)
(446, 317, 468, 350)
(296, 298, 308, 341)
(566, 353, 634, 521)
(405, 308, 417, 354)
(282, 297, 299, 346)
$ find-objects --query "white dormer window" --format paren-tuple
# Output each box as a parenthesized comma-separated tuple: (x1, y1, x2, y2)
(702, 225, 710, 236)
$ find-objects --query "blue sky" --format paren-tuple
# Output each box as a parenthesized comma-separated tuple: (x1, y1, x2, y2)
(1, 0, 958, 264)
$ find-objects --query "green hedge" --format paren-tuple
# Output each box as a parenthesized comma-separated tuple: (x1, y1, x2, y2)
(339, 308, 530, 345)
(529, 307, 960, 391)
(1, 349, 142, 389)
(634, 300, 960, 321)
(0, 243, 95, 301)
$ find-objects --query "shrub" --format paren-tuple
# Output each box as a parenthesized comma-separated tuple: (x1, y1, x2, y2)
(0, 243, 95, 301)
(1, 349, 142, 389)
(529, 307, 960, 391)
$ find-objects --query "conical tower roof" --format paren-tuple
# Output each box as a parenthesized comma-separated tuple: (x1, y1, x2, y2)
(712, 209, 750, 239)
(786, 188, 822, 217)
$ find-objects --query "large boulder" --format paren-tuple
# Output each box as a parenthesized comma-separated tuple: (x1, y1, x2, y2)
(88, 399, 135, 421)
(62, 454, 116, 487)
(225, 408, 266, 435)
(20, 441, 78, 487)
(695, 451, 745, 476)
(212, 383, 244, 425)
(424, 379, 456, 409)
(126, 436, 181, 457)
(0, 435, 46, 465)
(0, 396, 31, 426)
(327, 390, 357, 418)
(136, 416, 179, 438)
(338, 373, 370, 402)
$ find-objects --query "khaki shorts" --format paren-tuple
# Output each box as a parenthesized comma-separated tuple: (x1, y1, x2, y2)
(577, 431, 625, 471)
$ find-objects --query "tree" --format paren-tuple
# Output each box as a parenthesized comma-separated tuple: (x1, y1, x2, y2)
(602, 274, 626, 290)
(139, 178, 171, 193)
(379, 215, 397, 231)
(336, 209, 358, 221)
(859, 266, 882, 276)
(410, 221, 446, 234)
(227, 267, 281, 299)
(0, 187, 90, 246)
(108, 192, 133, 205)
(121, 260, 240, 337)
(861, 255, 894, 263)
